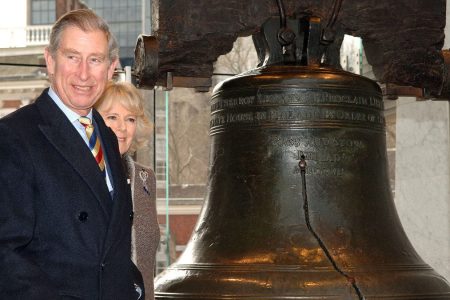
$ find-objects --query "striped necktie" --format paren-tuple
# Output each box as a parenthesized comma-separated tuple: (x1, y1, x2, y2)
(79, 116, 105, 175)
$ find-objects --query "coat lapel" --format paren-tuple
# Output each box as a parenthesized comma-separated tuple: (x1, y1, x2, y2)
(94, 110, 122, 202)
(35, 92, 112, 217)
(93, 110, 131, 256)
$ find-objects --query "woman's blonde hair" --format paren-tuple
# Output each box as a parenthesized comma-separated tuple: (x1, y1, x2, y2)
(95, 81, 153, 153)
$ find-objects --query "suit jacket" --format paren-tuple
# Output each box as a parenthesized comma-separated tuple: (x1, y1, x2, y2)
(125, 156, 160, 300)
(0, 89, 142, 300)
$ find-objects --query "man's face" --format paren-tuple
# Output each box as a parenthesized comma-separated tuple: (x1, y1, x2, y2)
(45, 26, 118, 116)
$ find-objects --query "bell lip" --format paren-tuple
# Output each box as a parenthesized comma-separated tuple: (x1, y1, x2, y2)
(154, 264, 450, 298)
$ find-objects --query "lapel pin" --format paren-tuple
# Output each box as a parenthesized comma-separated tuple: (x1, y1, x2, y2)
(139, 169, 150, 195)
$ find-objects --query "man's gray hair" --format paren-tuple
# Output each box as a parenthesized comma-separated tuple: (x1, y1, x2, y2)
(47, 9, 119, 63)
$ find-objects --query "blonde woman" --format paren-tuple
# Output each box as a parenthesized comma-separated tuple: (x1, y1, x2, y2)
(96, 81, 160, 300)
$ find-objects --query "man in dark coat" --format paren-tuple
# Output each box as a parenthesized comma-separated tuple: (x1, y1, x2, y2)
(0, 9, 143, 300)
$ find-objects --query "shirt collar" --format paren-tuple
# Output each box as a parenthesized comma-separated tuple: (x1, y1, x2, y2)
(48, 87, 93, 122)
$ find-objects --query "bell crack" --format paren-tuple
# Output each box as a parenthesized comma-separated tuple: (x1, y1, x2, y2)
(298, 155, 365, 300)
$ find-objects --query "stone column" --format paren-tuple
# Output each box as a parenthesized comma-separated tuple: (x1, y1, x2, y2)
(395, 97, 450, 281)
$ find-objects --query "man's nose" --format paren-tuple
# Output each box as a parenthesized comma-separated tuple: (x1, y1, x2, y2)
(78, 61, 89, 80)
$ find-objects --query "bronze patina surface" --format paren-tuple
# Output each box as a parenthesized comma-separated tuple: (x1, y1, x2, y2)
(154, 16, 450, 299)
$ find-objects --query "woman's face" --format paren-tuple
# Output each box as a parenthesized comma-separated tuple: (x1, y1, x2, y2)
(100, 102, 137, 155)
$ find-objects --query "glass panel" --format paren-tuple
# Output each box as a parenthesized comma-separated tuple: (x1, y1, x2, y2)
(146, 37, 259, 274)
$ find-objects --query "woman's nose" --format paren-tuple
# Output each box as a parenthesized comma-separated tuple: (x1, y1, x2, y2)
(117, 119, 126, 131)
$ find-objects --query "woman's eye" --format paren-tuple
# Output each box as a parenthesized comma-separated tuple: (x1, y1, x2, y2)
(107, 115, 117, 121)
(127, 117, 137, 123)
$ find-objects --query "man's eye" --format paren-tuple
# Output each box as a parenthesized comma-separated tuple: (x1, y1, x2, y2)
(67, 55, 80, 62)
(90, 57, 104, 64)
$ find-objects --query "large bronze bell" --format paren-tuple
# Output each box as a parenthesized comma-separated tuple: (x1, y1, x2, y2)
(154, 16, 450, 299)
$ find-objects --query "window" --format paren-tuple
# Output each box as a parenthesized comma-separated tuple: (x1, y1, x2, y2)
(30, 0, 55, 25)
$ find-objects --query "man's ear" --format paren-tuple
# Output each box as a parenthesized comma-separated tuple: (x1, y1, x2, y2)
(107, 59, 119, 80)
(44, 47, 55, 76)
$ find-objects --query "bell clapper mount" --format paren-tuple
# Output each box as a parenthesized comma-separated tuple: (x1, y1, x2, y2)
(298, 154, 365, 300)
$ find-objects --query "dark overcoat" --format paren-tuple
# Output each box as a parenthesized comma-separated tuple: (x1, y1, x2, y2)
(0, 89, 142, 300)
